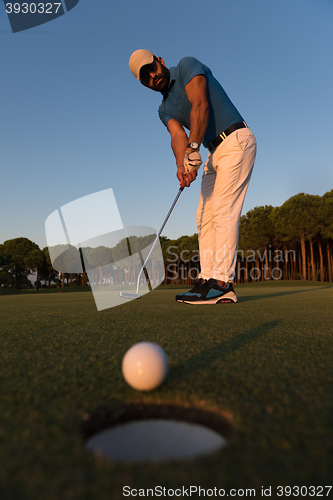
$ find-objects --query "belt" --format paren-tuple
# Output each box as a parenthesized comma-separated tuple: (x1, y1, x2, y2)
(207, 121, 247, 153)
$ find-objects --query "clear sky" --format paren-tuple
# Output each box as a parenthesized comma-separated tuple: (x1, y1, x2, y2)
(1, 0, 332, 249)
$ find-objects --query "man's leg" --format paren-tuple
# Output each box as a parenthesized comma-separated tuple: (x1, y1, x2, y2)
(196, 153, 216, 280)
(177, 128, 256, 304)
(210, 128, 256, 282)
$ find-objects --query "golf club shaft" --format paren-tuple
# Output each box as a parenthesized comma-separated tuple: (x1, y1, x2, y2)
(156, 182, 185, 238)
(135, 181, 186, 294)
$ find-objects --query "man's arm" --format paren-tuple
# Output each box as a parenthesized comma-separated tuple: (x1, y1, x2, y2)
(167, 119, 197, 187)
(185, 74, 209, 147)
(167, 74, 209, 187)
(167, 119, 188, 168)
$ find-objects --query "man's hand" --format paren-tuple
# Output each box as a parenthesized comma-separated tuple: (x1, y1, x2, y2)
(177, 164, 198, 188)
(184, 150, 203, 173)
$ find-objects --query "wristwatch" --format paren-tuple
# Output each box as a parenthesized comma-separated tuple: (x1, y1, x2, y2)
(186, 141, 199, 151)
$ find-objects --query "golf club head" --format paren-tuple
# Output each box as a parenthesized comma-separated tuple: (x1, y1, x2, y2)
(119, 292, 141, 299)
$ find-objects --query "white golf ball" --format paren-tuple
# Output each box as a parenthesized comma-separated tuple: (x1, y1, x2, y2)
(122, 342, 169, 391)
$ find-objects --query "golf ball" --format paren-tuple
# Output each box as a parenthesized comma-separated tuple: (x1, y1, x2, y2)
(122, 342, 169, 391)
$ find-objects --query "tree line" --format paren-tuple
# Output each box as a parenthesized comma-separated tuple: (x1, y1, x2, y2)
(162, 191, 333, 284)
(0, 234, 160, 290)
(1, 191, 332, 289)
(0, 239, 58, 290)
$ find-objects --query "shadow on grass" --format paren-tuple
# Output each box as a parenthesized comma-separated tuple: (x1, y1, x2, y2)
(238, 285, 332, 303)
(169, 320, 281, 382)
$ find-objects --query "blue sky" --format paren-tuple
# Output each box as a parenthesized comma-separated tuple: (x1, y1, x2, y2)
(1, 0, 332, 249)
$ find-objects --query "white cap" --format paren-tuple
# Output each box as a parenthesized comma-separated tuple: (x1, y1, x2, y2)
(129, 49, 154, 81)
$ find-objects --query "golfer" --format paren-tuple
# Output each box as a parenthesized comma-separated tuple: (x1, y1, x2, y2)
(129, 50, 256, 304)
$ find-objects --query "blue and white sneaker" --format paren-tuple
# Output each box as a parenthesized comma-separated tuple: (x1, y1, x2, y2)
(177, 278, 237, 304)
(175, 278, 207, 303)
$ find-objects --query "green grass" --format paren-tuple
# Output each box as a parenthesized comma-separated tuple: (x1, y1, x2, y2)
(0, 285, 92, 295)
(0, 281, 332, 500)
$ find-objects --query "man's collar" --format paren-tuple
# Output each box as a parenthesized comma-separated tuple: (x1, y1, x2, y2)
(161, 66, 176, 99)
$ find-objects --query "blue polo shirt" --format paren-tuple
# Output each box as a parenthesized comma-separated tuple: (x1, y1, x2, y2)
(158, 57, 244, 148)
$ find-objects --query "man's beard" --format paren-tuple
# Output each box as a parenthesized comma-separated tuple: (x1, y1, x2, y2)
(152, 72, 168, 93)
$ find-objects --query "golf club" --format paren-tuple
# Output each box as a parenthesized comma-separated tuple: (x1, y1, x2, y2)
(120, 180, 186, 299)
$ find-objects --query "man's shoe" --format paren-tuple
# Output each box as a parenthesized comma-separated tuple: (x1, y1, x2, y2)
(180, 278, 237, 304)
(175, 278, 207, 302)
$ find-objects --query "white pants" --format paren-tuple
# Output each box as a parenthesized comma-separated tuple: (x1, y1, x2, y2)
(196, 127, 257, 283)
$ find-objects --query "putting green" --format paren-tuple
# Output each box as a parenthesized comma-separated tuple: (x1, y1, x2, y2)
(0, 281, 332, 499)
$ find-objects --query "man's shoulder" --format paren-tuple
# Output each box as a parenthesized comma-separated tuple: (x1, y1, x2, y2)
(176, 56, 203, 70)
(167, 57, 200, 81)
(174, 56, 207, 87)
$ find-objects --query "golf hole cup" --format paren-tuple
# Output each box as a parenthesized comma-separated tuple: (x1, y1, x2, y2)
(122, 342, 169, 391)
